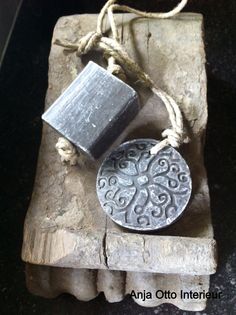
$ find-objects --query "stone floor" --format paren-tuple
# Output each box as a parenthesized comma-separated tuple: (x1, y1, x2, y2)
(0, 0, 235, 314)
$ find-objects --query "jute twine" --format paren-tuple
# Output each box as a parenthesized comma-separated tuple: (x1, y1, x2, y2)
(54, 0, 189, 165)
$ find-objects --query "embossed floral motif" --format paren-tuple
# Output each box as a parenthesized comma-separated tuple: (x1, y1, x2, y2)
(97, 139, 192, 231)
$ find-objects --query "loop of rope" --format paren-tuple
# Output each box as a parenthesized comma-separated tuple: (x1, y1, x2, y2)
(54, 0, 189, 164)
(106, 56, 127, 81)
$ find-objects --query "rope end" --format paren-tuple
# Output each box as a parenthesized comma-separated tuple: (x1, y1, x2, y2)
(55, 137, 79, 166)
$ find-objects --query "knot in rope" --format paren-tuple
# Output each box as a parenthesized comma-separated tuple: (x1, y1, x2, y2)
(55, 137, 79, 165)
(76, 31, 102, 56)
(150, 128, 189, 155)
(162, 128, 184, 148)
(164, 127, 189, 146)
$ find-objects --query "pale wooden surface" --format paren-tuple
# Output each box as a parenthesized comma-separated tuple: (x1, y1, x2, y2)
(26, 264, 210, 310)
(22, 13, 216, 310)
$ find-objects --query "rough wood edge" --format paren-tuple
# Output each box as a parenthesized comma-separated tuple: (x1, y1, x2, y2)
(26, 263, 210, 311)
(22, 227, 217, 275)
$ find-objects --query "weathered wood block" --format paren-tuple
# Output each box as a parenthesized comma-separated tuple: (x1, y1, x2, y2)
(42, 61, 139, 159)
(22, 13, 217, 311)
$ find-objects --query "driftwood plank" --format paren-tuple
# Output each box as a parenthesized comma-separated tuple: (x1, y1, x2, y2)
(22, 13, 216, 310)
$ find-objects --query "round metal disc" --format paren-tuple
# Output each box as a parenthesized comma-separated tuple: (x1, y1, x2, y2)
(96, 139, 192, 231)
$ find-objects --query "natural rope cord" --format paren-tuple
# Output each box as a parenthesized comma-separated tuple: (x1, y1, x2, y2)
(54, 0, 189, 164)
(55, 137, 79, 165)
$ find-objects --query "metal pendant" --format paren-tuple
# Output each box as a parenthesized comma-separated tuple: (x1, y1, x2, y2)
(42, 61, 139, 160)
(96, 139, 192, 231)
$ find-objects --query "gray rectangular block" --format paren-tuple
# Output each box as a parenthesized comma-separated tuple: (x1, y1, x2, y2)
(42, 61, 140, 159)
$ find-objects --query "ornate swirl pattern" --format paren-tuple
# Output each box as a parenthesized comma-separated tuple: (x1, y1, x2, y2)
(96, 139, 192, 231)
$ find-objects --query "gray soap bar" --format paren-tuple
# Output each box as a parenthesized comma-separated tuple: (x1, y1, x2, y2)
(42, 61, 140, 159)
